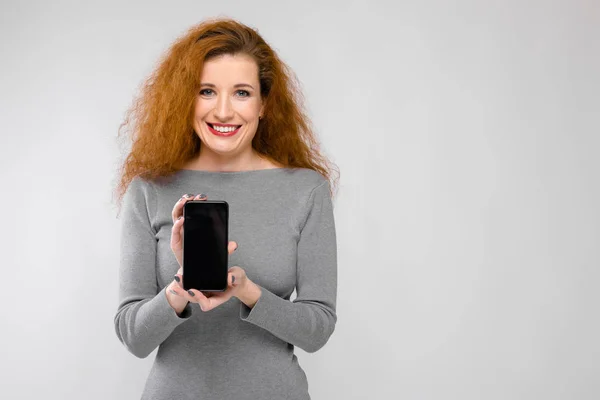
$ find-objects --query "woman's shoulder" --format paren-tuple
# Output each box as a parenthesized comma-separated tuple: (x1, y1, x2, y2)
(274, 168, 331, 206)
(126, 175, 156, 197)
(261, 158, 326, 187)
(282, 167, 328, 188)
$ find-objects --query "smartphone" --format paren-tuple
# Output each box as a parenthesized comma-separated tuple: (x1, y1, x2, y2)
(182, 200, 229, 291)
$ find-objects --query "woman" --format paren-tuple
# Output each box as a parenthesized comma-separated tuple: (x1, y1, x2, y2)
(113, 18, 338, 400)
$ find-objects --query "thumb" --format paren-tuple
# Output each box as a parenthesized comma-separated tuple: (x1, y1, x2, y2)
(228, 267, 246, 287)
(227, 241, 238, 254)
(228, 271, 240, 287)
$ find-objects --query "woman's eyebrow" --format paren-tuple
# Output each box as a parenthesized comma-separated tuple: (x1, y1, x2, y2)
(200, 83, 255, 89)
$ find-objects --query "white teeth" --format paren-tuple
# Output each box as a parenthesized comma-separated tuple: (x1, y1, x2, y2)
(211, 124, 239, 133)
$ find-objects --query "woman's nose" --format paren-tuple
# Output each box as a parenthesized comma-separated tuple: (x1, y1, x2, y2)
(214, 95, 234, 120)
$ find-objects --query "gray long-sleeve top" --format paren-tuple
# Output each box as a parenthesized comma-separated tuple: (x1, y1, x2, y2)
(114, 167, 338, 400)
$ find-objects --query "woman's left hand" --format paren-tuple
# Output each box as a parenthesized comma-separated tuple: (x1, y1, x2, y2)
(171, 264, 261, 312)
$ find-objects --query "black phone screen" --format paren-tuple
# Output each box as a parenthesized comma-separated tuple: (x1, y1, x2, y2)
(182, 200, 229, 291)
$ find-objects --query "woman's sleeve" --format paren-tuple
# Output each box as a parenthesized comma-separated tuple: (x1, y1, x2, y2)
(240, 179, 338, 353)
(113, 177, 193, 359)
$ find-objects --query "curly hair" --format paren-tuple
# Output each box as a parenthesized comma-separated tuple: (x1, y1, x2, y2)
(114, 17, 339, 211)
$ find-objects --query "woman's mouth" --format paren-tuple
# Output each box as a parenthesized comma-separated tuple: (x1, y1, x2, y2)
(206, 122, 242, 137)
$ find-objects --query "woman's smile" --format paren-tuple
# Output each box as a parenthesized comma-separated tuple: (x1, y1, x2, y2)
(206, 122, 242, 137)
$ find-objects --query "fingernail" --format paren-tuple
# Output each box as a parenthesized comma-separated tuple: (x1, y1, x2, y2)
(187, 290, 195, 297)
(198, 193, 207, 198)
(185, 194, 193, 198)
(232, 276, 236, 284)
(173, 275, 180, 282)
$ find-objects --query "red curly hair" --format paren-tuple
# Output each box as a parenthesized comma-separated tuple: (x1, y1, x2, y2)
(114, 18, 338, 211)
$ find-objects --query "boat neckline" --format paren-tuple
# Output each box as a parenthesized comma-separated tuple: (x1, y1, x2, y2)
(177, 167, 294, 175)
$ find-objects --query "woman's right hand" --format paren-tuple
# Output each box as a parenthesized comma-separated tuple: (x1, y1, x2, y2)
(171, 193, 206, 268)
(165, 193, 205, 314)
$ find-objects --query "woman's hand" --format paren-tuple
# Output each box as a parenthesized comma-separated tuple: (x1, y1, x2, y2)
(170, 193, 205, 268)
(171, 263, 262, 312)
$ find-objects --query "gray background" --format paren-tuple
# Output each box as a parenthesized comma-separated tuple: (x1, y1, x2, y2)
(1, 0, 598, 399)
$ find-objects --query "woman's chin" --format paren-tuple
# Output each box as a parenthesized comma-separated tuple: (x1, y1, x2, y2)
(203, 141, 240, 156)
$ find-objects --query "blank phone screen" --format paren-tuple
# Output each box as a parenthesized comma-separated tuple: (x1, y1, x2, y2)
(183, 201, 228, 291)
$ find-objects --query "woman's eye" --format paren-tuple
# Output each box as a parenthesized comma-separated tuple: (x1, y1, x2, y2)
(199, 89, 249, 97)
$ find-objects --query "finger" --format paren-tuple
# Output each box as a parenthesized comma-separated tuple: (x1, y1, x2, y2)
(171, 194, 194, 223)
(172, 192, 208, 225)
(168, 279, 185, 297)
(174, 274, 200, 302)
(227, 269, 244, 288)
(171, 274, 185, 292)
(172, 275, 206, 305)
(170, 194, 207, 248)
(167, 281, 179, 296)
(170, 215, 185, 249)
(173, 273, 210, 304)
(227, 241, 238, 254)
(186, 288, 210, 310)
(182, 288, 204, 304)
(228, 271, 236, 287)
(173, 273, 185, 289)
(171, 193, 207, 223)
(172, 193, 207, 224)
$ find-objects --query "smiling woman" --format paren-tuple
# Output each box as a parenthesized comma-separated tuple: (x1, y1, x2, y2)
(189, 53, 265, 159)
(113, 17, 339, 400)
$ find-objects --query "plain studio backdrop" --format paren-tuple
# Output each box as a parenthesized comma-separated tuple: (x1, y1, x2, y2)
(0, 0, 598, 399)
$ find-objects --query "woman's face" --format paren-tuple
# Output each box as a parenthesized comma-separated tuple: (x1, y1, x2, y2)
(192, 53, 264, 158)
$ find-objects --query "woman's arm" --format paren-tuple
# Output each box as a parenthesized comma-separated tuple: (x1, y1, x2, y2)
(239, 180, 338, 353)
(113, 177, 193, 359)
